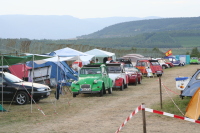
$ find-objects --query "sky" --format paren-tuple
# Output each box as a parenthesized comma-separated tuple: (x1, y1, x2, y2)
(1, 0, 200, 19)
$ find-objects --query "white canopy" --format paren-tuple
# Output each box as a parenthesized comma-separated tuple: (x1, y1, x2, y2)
(84, 48, 116, 62)
(49, 47, 89, 57)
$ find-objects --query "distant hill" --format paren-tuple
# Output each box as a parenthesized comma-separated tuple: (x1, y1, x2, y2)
(0, 15, 160, 39)
(78, 17, 200, 39)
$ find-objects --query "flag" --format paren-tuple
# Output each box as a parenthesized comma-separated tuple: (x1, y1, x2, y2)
(165, 49, 172, 56)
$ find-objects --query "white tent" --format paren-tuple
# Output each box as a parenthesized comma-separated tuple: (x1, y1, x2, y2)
(49, 47, 88, 57)
(84, 48, 116, 63)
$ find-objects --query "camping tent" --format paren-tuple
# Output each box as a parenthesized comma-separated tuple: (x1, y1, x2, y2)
(0, 55, 50, 66)
(121, 54, 144, 62)
(185, 87, 200, 120)
(84, 48, 116, 63)
(49, 47, 89, 57)
(26, 60, 78, 86)
(9, 64, 32, 80)
(47, 47, 94, 66)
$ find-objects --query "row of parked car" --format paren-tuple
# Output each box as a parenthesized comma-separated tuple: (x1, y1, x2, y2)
(70, 59, 144, 97)
(0, 56, 186, 104)
(71, 56, 188, 97)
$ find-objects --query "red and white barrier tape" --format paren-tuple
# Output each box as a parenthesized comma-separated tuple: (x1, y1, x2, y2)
(115, 105, 143, 133)
(115, 105, 200, 133)
(156, 79, 179, 95)
(145, 108, 200, 124)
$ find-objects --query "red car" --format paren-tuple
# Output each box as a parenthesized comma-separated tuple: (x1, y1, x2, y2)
(135, 60, 163, 77)
(125, 67, 142, 85)
(164, 59, 174, 68)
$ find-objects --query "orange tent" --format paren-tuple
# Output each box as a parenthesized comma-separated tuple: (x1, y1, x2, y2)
(185, 87, 200, 120)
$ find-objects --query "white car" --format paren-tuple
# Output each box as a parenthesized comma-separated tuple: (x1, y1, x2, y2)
(106, 63, 128, 91)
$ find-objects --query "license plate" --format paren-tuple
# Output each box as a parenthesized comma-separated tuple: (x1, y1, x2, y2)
(80, 88, 91, 91)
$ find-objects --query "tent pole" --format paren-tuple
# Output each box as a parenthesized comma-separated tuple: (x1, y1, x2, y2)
(31, 55, 34, 113)
(1, 56, 3, 112)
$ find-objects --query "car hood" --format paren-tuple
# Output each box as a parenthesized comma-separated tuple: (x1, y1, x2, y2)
(78, 76, 100, 84)
(108, 73, 121, 81)
(14, 82, 50, 89)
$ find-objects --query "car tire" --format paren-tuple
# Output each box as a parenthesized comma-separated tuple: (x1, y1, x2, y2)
(103, 85, 106, 94)
(108, 87, 112, 94)
(124, 83, 128, 88)
(73, 93, 77, 97)
(99, 89, 103, 97)
(15, 91, 30, 105)
(157, 74, 162, 77)
(162, 65, 166, 69)
(120, 83, 124, 91)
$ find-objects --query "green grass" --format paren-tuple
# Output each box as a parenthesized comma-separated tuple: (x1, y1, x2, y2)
(151, 96, 191, 116)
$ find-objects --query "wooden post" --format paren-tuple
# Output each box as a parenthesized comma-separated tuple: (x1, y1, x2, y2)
(142, 103, 147, 133)
(159, 76, 163, 109)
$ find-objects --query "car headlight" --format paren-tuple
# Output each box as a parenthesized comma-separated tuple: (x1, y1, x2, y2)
(94, 80, 98, 84)
(37, 88, 46, 91)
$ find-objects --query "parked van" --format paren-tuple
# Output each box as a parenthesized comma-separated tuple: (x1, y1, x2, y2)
(164, 56, 185, 66)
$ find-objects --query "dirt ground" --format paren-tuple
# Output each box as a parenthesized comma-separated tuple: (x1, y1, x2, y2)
(1, 64, 200, 133)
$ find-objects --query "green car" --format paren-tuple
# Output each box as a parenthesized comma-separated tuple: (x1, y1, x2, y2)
(190, 57, 199, 64)
(71, 64, 113, 97)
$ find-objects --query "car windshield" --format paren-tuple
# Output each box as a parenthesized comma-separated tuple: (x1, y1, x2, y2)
(80, 68, 101, 74)
(151, 62, 160, 66)
(1, 72, 23, 83)
(124, 64, 133, 68)
(191, 57, 198, 59)
(158, 60, 165, 63)
(125, 68, 137, 72)
(107, 66, 121, 73)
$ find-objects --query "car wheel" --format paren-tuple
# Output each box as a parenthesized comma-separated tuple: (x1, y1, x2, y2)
(120, 83, 124, 91)
(138, 77, 142, 84)
(124, 83, 128, 88)
(162, 65, 166, 69)
(73, 93, 77, 97)
(15, 91, 29, 105)
(103, 86, 106, 94)
(157, 74, 162, 77)
(108, 87, 112, 94)
(99, 89, 103, 97)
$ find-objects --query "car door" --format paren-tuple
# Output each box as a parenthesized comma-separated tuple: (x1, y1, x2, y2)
(101, 66, 109, 89)
(120, 65, 127, 84)
(0, 75, 17, 101)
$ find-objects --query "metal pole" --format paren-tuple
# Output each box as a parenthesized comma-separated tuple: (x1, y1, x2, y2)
(1, 56, 3, 112)
(159, 76, 163, 109)
(142, 103, 147, 133)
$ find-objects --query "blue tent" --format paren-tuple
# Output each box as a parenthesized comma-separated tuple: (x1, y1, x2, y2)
(26, 61, 77, 86)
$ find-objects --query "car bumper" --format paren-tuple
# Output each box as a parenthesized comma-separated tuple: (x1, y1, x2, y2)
(32, 91, 51, 99)
(73, 90, 101, 94)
